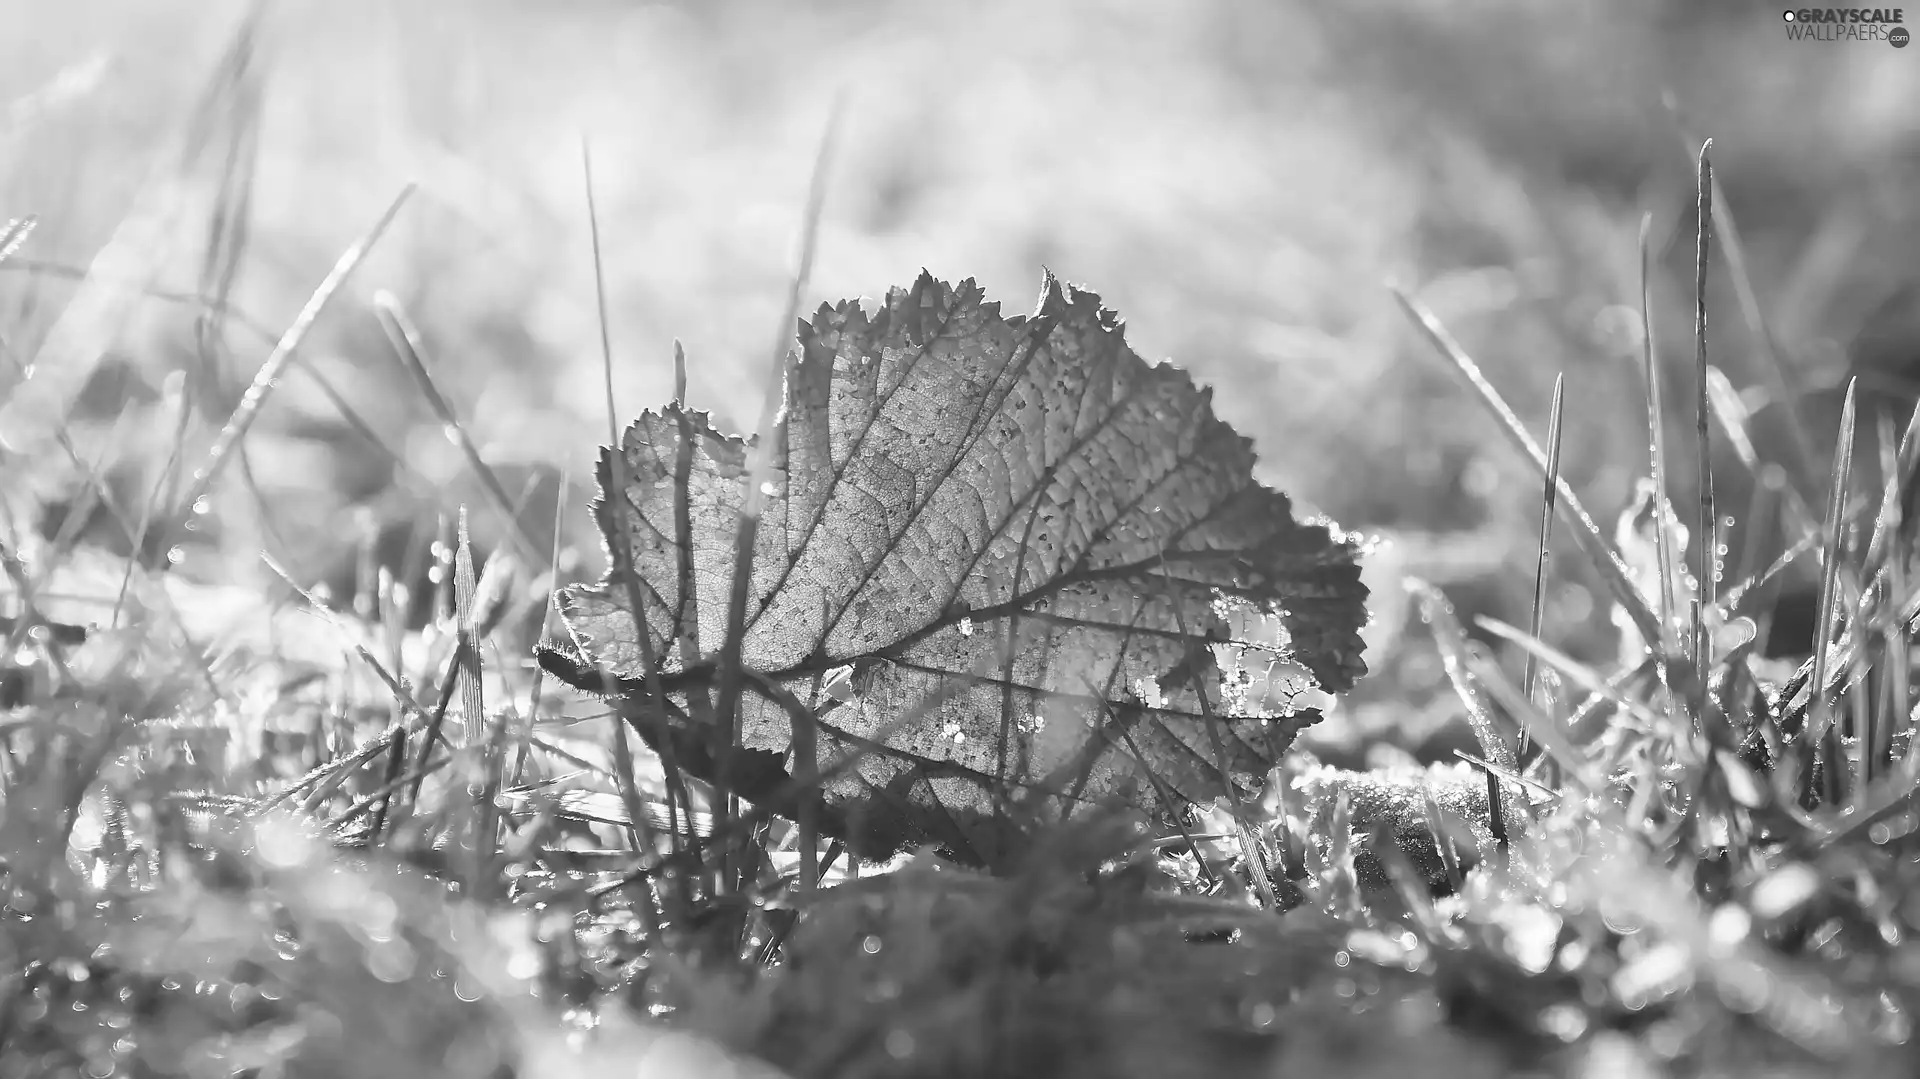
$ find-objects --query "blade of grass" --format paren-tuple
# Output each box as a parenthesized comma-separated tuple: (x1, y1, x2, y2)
(186, 13, 263, 463)
(1640, 214, 1681, 666)
(1737, 479, 1779, 659)
(1453, 749, 1560, 804)
(710, 98, 843, 893)
(1665, 95, 1820, 497)
(1883, 461, 1912, 789)
(605, 690, 669, 939)
(1409, 579, 1518, 770)
(407, 616, 468, 808)
(581, 138, 698, 911)
(1812, 753, 1920, 848)
(0, 256, 281, 344)
(515, 477, 570, 786)
(0, 328, 217, 701)
(0, 217, 35, 267)
(1477, 616, 1672, 739)
(576, 647, 997, 903)
(1089, 693, 1217, 890)
(334, 755, 454, 834)
(1411, 576, 1522, 842)
(171, 185, 415, 553)
(1777, 561, 1920, 723)
(1862, 386, 1920, 578)
(1807, 380, 1859, 770)
(1706, 366, 1819, 539)
(0, 261, 470, 544)
(1518, 372, 1567, 796)
(1692, 140, 1717, 731)
(1468, 651, 1609, 799)
(1393, 289, 1665, 649)
(258, 719, 405, 815)
(372, 565, 408, 838)
(1864, 408, 1905, 792)
(452, 508, 501, 894)
(1723, 497, 1869, 621)
(0, 157, 198, 457)
(430, 512, 455, 628)
(258, 553, 432, 724)
(373, 294, 546, 567)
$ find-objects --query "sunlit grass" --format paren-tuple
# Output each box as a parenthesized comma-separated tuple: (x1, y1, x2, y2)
(7, 5, 1920, 1077)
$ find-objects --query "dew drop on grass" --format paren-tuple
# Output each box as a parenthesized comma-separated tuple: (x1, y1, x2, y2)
(885, 1029, 915, 1059)
(165, 547, 184, 565)
(1750, 863, 1821, 920)
(1709, 904, 1752, 947)
(1539, 1002, 1588, 1041)
(365, 939, 416, 983)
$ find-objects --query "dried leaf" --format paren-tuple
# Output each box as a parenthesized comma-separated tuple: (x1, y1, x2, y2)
(545, 273, 1368, 862)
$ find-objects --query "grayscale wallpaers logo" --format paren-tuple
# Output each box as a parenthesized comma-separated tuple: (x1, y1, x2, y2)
(1783, 8, 1910, 45)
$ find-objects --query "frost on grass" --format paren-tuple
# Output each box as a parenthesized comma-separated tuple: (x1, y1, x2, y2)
(545, 273, 1368, 862)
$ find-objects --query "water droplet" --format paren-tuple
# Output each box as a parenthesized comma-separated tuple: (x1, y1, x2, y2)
(885, 1029, 915, 1059)
(191, 497, 211, 516)
(1539, 1002, 1588, 1041)
(861, 934, 883, 955)
(165, 547, 184, 565)
(1709, 904, 1751, 947)
(1751, 863, 1821, 920)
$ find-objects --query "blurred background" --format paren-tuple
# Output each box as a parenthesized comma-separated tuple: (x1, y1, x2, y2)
(3, 0, 1918, 755)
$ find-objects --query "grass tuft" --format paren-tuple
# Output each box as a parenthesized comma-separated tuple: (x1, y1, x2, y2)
(10, 112, 1920, 1079)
